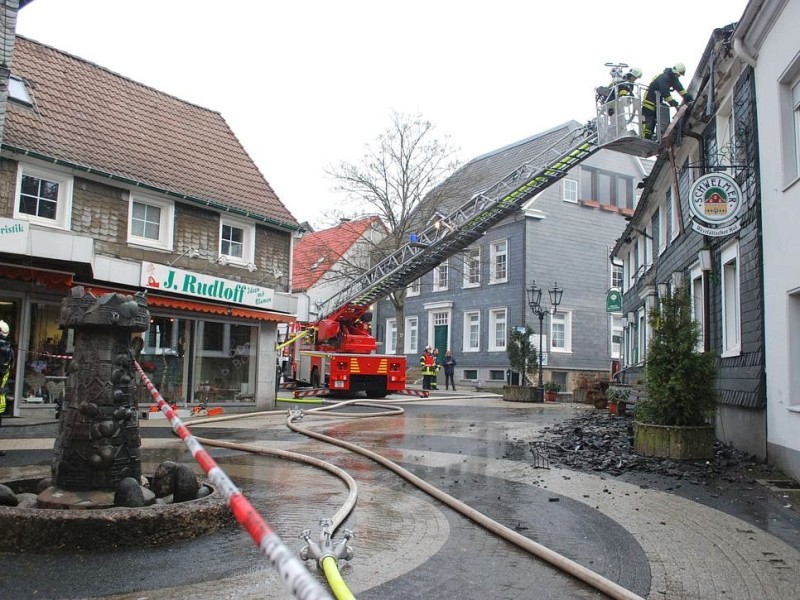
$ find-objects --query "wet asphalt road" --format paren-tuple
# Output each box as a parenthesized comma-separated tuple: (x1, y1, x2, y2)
(1, 395, 799, 599)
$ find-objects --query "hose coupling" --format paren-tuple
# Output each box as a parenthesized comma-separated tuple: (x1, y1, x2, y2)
(298, 522, 355, 567)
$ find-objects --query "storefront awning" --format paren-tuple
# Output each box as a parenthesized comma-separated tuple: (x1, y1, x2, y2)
(0, 263, 74, 290)
(80, 285, 296, 324)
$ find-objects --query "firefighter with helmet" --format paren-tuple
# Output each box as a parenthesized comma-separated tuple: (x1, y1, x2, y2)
(0, 320, 14, 454)
(607, 66, 642, 116)
(642, 62, 693, 140)
(420, 345, 436, 391)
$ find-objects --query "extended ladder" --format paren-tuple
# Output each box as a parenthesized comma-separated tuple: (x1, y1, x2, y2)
(317, 122, 601, 322)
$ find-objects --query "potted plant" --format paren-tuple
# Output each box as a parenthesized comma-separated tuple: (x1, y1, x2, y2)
(633, 287, 718, 459)
(503, 325, 537, 402)
(606, 386, 630, 415)
(543, 381, 560, 402)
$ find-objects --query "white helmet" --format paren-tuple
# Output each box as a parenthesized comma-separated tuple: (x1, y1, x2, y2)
(672, 62, 686, 76)
(0, 320, 8, 336)
(626, 67, 642, 80)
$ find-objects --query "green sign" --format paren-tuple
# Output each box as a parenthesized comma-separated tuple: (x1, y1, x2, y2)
(606, 289, 622, 312)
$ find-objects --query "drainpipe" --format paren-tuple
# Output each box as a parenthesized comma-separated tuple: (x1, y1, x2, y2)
(732, 0, 764, 67)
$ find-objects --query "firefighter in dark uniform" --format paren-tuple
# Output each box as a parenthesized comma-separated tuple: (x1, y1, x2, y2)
(607, 67, 641, 116)
(0, 320, 15, 455)
(642, 63, 693, 140)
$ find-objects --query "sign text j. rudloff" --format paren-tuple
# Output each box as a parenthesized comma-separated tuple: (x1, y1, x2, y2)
(140, 262, 274, 309)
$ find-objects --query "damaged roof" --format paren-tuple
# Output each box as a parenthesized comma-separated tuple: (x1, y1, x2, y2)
(5, 36, 300, 231)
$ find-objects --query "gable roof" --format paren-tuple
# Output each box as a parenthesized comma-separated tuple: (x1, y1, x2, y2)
(427, 121, 584, 217)
(5, 36, 299, 231)
(292, 216, 383, 292)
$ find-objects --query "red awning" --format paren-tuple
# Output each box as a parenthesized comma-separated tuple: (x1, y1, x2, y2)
(81, 285, 295, 324)
(0, 263, 73, 290)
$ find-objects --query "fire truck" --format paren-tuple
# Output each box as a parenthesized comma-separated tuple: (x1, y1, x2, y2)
(282, 78, 662, 398)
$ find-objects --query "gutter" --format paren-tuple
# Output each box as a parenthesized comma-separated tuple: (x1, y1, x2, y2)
(2, 144, 305, 233)
(732, 0, 766, 67)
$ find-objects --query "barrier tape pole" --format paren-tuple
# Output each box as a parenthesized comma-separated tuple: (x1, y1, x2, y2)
(133, 361, 333, 600)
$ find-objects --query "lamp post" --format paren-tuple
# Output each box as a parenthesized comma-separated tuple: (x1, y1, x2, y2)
(527, 281, 564, 403)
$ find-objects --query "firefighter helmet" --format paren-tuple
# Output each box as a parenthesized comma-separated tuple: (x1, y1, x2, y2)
(672, 62, 686, 76)
(0, 320, 8, 336)
(626, 67, 642, 80)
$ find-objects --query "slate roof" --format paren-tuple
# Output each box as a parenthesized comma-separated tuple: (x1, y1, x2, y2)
(293, 216, 382, 292)
(5, 36, 299, 231)
(427, 121, 584, 217)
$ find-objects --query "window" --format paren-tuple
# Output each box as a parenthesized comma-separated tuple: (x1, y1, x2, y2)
(433, 260, 449, 292)
(488, 308, 507, 351)
(9, 75, 33, 105)
(386, 319, 397, 354)
(793, 79, 800, 182)
(489, 240, 508, 284)
(580, 166, 635, 208)
(14, 165, 73, 229)
(563, 178, 578, 202)
(612, 262, 624, 289)
(463, 248, 481, 287)
(657, 204, 667, 254)
(464, 369, 478, 380)
(610, 315, 623, 359)
(550, 310, 572, 353)
(404, 317, 418, 354)
(637, 308, 647, 362)
(690, 263, 705, 352)
(665, 190, 674, 243)
(489, 370, 506, 381)
(128, 194, 174, 250)
(407, 278, 421, 297)
(219, 217, 254, 264)
(668, 186, 680, 242)
(463, 311, 480, 352)
(716, 94, 736, 165)
(721, 242, 741, 356)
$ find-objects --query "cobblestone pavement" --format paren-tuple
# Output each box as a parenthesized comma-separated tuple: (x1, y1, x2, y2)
(1, 394, 799, 599)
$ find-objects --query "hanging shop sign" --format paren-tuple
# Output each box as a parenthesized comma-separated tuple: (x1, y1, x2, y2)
(688, 172, 744, 237)
(141, 262, 274, 309)
(606, 288, 622, 312)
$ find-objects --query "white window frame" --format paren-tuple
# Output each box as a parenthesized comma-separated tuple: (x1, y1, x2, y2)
(407, 278, 421, 297)
(219, 216, 255, 265)
(716, 93, 736, 166)
(9, 75, 33, 105)
(433, 260, 449, 292)
(463, 247, 481, 288)
(689, 263, 705, 352)
(610, 315, 623, 359)
(489, 239, 508, 284)
(721, 241, 741, 357)
(563, 178, 578, 202)
(669, 186, 680, 242)
(14, 164, 73, 230)
(404, 316, 418, 354)
(637, 307, 647, 363)
(793, 78, 800, 182)
(611, 262, 624, 290)
(128, 193, 174, 250)
(386, 318, 397, 354)
(488, 307, 507, 352)
(550, 310, 572, 353)
(463, 310, 481, 352)
(657, 204, 667, 255)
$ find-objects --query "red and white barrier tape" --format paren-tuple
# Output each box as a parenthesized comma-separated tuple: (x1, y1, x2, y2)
(134, 360, 332, 600)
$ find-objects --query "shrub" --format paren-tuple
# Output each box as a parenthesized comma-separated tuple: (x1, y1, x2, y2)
(638, 287, 717, 426)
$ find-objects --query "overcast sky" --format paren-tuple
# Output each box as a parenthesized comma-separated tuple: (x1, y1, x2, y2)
(16, 0, 749, 229)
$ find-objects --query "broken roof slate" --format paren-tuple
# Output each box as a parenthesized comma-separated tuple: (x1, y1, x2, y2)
(6, 36, 299, 230)
(292, 216, 382, 292)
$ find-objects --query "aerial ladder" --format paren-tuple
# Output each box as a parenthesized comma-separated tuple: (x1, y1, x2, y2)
(286, 75, 661, 399)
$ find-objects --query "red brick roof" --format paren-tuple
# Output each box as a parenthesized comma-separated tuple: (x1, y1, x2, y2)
(5, 36, 299, 230)
(293, 216, 382, 292)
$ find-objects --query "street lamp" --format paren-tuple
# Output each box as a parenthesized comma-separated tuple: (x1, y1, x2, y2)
(527, 281, 564, 403)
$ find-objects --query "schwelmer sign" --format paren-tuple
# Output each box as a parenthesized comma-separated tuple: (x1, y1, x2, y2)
(141, 262, 274, 309)
(688, 172, 744, 237)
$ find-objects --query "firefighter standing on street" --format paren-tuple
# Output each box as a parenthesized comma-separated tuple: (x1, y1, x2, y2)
(420, 346, 436, 391)
(0, 320, 15, 456)
(431, 348, 440, 391)
(642, 62, 693, 140)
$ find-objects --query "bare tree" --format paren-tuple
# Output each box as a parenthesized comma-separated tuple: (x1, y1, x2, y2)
(325, 110, 459, 354)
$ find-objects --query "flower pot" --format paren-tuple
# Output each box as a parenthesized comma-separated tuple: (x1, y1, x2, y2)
(544, 390, 558, 402)
(608, 401, 626, 416)
(502, 385, 539, 403)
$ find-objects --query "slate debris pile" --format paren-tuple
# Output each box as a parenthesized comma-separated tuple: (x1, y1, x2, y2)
(535, 411, 761, 483)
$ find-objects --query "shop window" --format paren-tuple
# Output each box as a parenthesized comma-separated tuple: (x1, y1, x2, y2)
(22, 302, 71, 404)
(194, 319, 257, 403)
